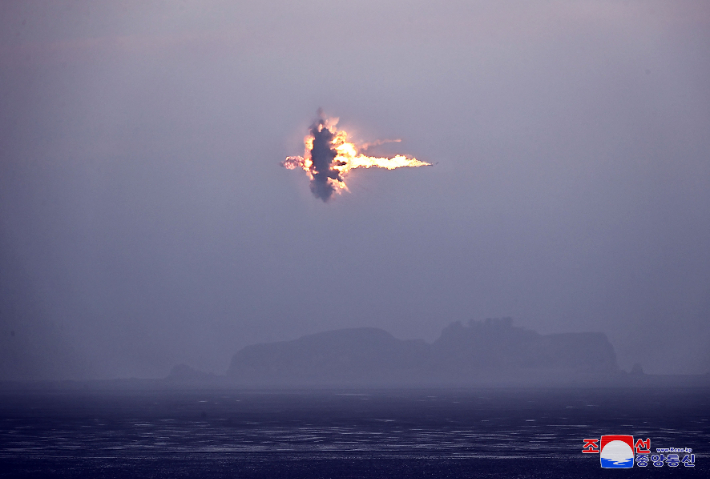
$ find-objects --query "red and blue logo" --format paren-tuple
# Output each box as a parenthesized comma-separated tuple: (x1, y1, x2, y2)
(583, 435, 652, 469)
(599, 435, 635, 468)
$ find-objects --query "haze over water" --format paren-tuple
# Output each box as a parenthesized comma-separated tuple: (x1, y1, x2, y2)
(2, 1, 709, 381)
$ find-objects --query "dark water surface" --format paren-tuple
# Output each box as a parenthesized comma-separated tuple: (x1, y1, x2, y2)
(0, 388, 707, 478)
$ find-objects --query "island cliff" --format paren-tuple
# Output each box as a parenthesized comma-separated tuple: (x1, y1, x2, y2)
(227, 318, 619, 387)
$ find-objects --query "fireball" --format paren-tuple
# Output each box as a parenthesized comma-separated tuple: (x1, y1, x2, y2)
(282, 112, 430, 201)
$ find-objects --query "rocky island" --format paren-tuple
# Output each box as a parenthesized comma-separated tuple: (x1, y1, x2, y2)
(226, 318, 621, 387)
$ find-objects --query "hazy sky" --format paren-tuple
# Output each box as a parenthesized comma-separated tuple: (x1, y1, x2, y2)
(1, 0, 709, 379)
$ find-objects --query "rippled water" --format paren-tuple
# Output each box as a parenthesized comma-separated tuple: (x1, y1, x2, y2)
(0, 388, 707, 478)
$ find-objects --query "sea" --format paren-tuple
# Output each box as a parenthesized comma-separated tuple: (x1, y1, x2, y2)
(0, 387, 707, 478)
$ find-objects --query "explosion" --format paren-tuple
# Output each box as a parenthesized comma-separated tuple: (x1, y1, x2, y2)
(282, 111, 431, 201)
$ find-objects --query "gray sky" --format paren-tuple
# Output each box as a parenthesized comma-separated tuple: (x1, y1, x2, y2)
(1, 0, 709, 379)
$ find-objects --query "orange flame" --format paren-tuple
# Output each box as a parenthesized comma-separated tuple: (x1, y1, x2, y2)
(282, 115, 430, 198)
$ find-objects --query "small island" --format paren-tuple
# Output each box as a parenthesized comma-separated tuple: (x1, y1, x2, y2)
(226, 318, 624, 387)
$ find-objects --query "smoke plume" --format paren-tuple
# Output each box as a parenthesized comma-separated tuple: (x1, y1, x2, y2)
(308, 116, 343, 201)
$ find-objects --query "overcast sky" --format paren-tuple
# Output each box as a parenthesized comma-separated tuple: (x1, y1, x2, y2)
(1, 0, 709, 379)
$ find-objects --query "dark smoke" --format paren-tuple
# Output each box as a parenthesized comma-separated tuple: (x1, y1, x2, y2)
(308, 114, 345, 202)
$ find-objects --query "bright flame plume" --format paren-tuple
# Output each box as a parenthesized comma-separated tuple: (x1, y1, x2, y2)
(282, 113, 430, 201)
